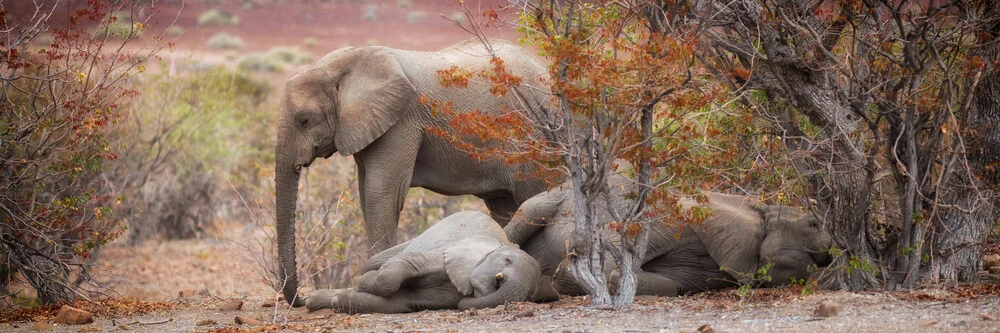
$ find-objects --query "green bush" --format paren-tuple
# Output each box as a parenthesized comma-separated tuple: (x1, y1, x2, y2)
(166, 26, 185, 36)
(206, 32, 244, 50)
(238, 46, 315, 72)
(406, 11, 428, 24)
(266, 46, 313, 66)
(238, 53, 285, 73)
(114, 66, 273, 244)
(302, 37, 318, 48)
(92, 12, 144, 39)
(198, 9, 240, 26)
(450, 11, 466, 25)
(362, 5, 378, 21)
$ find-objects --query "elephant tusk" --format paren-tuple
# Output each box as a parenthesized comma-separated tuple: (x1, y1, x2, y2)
(495, 272, 504, 281)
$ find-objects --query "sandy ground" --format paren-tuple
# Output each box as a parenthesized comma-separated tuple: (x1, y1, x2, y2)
(3, 1, 1000, 332)
(2, 286, 999, 332)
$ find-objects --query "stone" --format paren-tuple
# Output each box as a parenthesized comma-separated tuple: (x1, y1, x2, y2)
(513, 310, 535, 318)
(814, 300, 842, 317)
(982, 314, 997, 321)
(697, 324, 715, 333)
(31, 322, 52, 331)
(53, 305, 94, 325)
(235, 316, 262, 325)
(220, 299, 244, 311)
(984, 254, 1000, 274)
(196, 319, 217, 326)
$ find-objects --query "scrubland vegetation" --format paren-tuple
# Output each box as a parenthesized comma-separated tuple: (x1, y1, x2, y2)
(0, 2, 997, 331)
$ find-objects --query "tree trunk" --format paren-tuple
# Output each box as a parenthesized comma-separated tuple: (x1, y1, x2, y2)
(924, 8, 1000, 281)
(566, 163, 613, 306)
(821, 157, 882, 290)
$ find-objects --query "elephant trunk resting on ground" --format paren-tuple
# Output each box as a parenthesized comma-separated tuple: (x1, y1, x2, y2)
(505, 175, 834, 298)
(275, 38, 554, 306)
(305, 211, 542, 314)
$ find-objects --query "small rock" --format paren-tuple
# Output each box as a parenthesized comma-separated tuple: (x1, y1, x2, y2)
(814, 300, 842, 317)
(697, 324, 715, 333)
(919, 319, 938, 327)
(982, 314, 997, 321)
(178, 289, 197, 298)
(196, 319, 217, 326)
(53, 305, 94, 325)
(235, 316, 262, 325)
(31, 322, 52, 331)
(220, 299, 244, 311)
(117, 324, 131, 330)
(513, 310, 534, 318)
(463, 307, 478, 317)
(982, 254, 999, 270)
(260, 302, 275, 308)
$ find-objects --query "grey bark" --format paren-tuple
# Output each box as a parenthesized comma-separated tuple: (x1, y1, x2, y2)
(924, 4, 1000, 282)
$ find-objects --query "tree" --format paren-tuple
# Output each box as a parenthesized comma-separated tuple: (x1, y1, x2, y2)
(435, 0, 727, 307)
(694, 0, 1000, 290)
(0, 0, 165, 304)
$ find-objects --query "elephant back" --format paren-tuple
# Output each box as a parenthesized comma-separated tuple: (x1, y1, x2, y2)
(401, 211, 509, 254)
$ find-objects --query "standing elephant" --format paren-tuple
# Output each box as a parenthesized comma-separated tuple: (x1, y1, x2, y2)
(275, 39, 554, 306)
(505, 175, 834, 297)
(304, 211, 542, 313)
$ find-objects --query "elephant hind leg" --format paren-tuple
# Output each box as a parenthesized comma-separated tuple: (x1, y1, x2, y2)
(333, 289, 413, 314)
(634, 271, 680, 297)
(335, 283, 464, 314)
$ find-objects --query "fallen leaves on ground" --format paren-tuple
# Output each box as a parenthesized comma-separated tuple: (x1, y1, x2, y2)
(0, 298, 178, 323)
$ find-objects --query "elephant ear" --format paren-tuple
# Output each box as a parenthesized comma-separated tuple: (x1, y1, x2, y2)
(690, 193, 766, 283)
(443, 237, 504, 296)
(330, 47, 418, 156)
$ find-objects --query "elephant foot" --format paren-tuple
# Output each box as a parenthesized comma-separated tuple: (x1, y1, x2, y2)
(305, 289, 346, 312)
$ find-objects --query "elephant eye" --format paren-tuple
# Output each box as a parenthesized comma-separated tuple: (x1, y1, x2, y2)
(495, 272, 504, 281)
(299, 118, 310, 128)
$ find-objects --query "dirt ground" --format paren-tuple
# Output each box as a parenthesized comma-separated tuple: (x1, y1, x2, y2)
(3, 1, 1000, 332)
(2, 220, 999, 332)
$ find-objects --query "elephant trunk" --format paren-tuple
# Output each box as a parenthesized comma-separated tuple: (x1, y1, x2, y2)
(457, 269, 540, 310)
(275, 136, 305, 307)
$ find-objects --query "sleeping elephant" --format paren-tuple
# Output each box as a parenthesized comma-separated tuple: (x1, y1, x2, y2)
(275, 39, 554, 306)
(304, 211, 542, 313)
(505, 175, 834, 298)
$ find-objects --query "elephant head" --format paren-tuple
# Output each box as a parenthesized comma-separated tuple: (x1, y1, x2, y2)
(455, 246, 542, 310)
(694, 194, 833, 286)
(275, 46, 418, 306)
(756, 205, 833, 286)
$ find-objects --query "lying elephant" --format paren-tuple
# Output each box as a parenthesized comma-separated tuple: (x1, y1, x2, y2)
(505, 175, 834, 297)
(306, 211, 542, 313)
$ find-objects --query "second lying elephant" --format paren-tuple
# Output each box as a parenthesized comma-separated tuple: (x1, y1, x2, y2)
(505, 175, 834, 297)
(306, 211, 542, 313)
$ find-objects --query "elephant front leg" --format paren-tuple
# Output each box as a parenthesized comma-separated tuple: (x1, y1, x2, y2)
(330, 289, 413, 314)
(354, 147, 417, 255)
(356, 252, 443, 297)
(305, 288, 349, 312)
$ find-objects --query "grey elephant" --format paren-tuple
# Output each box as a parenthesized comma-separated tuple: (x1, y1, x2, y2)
(505, 175, 834, 297)
(305, 211, 542, 313)
(275, 39, 554, 306)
